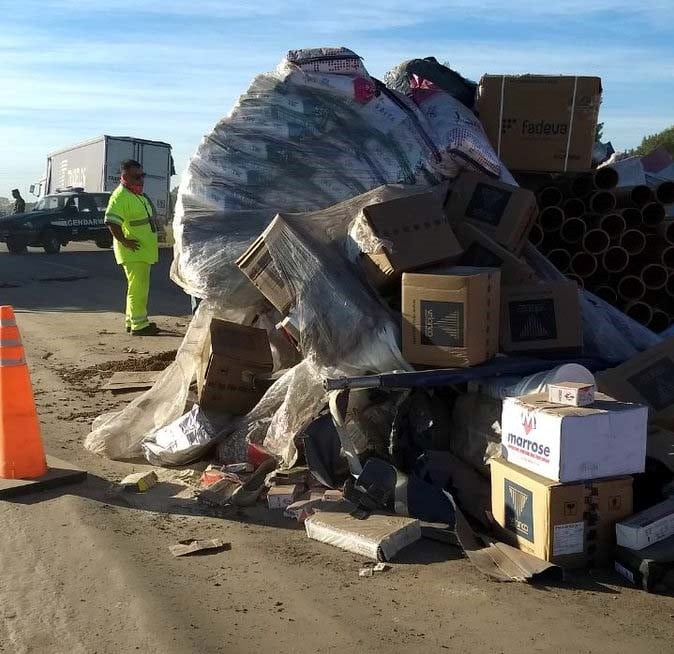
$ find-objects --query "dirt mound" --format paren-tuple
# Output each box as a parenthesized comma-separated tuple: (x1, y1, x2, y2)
(95, 350, 177, 373)
(58, 350, 177, 387)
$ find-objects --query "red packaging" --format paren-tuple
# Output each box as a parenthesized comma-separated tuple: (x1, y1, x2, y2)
(247, 443, 274, 469)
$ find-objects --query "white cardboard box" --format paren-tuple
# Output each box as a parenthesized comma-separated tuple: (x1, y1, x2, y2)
(616, 497, 674, 550)
(501, 392, 648, 483)
(547, 382, 595, 407)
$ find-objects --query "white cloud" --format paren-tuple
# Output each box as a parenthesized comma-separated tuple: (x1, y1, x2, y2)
(1, 1, 672, 192)
(33, 0, 674, 29)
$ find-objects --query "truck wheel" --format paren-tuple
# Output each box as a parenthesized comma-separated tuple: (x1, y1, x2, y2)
(6, 236, 27, 254)
(95, 234, 113, 249)
(42, 230, 61, 254)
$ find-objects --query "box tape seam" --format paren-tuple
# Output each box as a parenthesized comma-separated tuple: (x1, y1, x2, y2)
(564, 76, 578, 172)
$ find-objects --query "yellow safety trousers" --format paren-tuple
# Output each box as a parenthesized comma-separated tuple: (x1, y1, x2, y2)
(123, 262, 151, 331)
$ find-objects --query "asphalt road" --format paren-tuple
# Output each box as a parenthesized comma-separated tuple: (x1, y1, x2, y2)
(0, 242, 190, 316)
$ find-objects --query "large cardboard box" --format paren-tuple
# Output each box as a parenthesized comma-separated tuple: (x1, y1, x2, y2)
(199, 320, 273, 415)
(444, 171, 538, 255)
(236, 216, 295, 315)
(491, 458, 632, 567)
(456, 223, 536, 285)
(500, 281, 582, 353)
(501, 392, 648, 483)
(401, 266, 500, 368)
(360, 187, 463, 288)
(477, 75, 602, 173)
(616, 498, 674, 551)
(597, 337, 674, 432)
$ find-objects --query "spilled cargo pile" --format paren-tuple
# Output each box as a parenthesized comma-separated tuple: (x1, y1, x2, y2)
(86, 48, 674, 589)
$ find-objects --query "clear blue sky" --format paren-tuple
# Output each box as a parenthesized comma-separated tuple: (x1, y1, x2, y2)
(1, 0, 673, 196)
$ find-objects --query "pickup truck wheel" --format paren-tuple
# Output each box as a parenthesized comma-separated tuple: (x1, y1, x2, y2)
(42, 230, 61, 254)
(6, 236, 27, 254)
(95, 234, 113, 249)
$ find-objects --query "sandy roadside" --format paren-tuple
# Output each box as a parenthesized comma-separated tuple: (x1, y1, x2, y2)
(1, 270, 674, 653)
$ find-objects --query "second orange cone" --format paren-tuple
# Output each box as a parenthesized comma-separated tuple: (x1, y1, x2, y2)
(0, 306, 47, 479)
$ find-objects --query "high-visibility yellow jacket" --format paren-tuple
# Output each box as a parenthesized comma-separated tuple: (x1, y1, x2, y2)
(104, 185, 158, 265)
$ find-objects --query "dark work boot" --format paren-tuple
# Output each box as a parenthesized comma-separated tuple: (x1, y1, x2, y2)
(131, 323, 160, 336)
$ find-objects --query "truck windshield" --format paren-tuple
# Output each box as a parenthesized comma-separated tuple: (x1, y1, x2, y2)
(34, 195, 68, 211)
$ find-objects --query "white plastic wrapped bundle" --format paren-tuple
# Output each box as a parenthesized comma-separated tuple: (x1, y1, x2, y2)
(171, 47, 501, 303)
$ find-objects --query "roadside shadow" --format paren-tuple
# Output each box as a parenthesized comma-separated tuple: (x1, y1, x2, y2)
(394, 537, 463, 564)
(530, 569, 622, 595)
(0, 249, 190, 315)
(6, 472, 301, 531)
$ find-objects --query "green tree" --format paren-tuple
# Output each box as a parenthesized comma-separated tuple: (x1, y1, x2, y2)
(632, 125, 674, 156)
(595, 122, 604, 142)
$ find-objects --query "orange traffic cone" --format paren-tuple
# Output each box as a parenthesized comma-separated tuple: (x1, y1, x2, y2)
(0, 306, 48, 479)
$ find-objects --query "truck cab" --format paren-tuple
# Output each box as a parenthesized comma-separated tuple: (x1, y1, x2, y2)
(0, 188, 112, 254)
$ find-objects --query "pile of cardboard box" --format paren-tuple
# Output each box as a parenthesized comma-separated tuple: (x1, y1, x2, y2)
(179, 70, 674, 586)
(491, 382, 648, 567)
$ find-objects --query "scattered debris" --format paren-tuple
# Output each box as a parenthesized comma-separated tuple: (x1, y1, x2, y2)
(119, 471, 158, 492)
(169, 539, 231, 558)
(102, 371, 161, 392)
(268, 484, 304, 510)
(359, 562, 391, 577)
(223, 463, 254, 474)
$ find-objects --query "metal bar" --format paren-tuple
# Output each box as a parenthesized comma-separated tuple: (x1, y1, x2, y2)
(323, 357, 604, 391)
(602, 246, 630, 274)
(593, 166, 619, 191)
(588, 190, 617, 214)
(582, 228, 611, 255)
(540, 206, 565, 233)
(656, 181, 674, 206)
(618, 275, 646, 301)
(624, 301, 653, 326)
(641, 202, 666, 228)
(560, 217, 587, 244)
(537, 186, 564, 209)
(615, 185, 654, 208)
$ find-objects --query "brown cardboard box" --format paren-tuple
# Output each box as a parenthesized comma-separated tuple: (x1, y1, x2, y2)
(500, 281, 582, 353)
(199, 319, 273, 415)
(477, 75, 602, 173)
(444, 171, 538, 255)
(597, 337, 674, 431)
(491, 458, 632, 567)
(456, 223, 537, 285)
(236, 216, 295, 314)
(401, 266, 500, 368)
(360, 186, 463, 288)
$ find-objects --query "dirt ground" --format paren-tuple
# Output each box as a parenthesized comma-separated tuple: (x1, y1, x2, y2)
(1, 246, 674, 654)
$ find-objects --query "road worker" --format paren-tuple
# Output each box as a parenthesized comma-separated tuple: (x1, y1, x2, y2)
(104, 159, 160, 335)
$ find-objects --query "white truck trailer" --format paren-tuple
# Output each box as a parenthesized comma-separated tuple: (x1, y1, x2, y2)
(31, 135, 174, 223)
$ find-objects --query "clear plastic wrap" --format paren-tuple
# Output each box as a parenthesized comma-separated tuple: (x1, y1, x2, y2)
(524, 244, 661, 363)
(141, 405, 218, 467)
(84, 47, 511, 467)
(171, 47, 501, 303)
(84, 303, 214, 460)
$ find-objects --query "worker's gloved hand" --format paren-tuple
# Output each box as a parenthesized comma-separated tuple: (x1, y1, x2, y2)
(122, 238, 140, 251)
